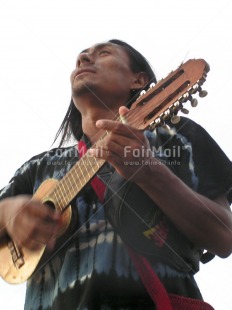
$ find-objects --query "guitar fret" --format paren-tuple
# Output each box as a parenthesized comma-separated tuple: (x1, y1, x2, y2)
(67, 170, 79, 196)
(57, 169, 82, 210)
(86, 153, 98, 175)
(60, 187, 71, 209)
(51, 185, 66, 210)
(73, 165, 84, 187)
(81, 156, 92, 179)
(78, 158, 88, 183)
(52, 191, 63, 211)
(60, 181, 68, 206)
(92, 155, 101, 168)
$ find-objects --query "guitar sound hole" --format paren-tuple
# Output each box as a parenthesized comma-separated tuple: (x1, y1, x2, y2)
(44, 200, 56, 210)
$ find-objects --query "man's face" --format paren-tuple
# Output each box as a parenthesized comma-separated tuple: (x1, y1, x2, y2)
(70, 42, 137, 105)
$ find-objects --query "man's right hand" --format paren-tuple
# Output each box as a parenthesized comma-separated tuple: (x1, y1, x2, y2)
(0, 196, 62, 251)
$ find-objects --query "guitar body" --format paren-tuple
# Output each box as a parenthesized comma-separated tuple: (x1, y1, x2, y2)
(0, 179, 72, 284)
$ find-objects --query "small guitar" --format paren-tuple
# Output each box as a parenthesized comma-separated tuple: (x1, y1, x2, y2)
(0, 59, 210, 284)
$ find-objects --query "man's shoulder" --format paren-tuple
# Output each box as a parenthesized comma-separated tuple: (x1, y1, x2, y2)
(14, 145, 78, 175)
(29, 144, 78, 162)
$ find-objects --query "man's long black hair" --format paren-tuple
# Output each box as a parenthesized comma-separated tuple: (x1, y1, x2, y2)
(54, 39, 157, 147)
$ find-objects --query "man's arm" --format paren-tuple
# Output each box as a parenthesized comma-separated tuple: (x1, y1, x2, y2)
(0, 196, 62, 251)
(89, 107, 232, 258)
(136, 160, 232, 258)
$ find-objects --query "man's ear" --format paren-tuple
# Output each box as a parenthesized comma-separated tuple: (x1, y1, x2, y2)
(131, 72, 149, 91)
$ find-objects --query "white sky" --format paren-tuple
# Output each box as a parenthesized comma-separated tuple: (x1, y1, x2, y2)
(0, 0, 231, 309)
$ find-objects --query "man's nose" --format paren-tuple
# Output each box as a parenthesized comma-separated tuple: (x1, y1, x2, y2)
(77, 52, 94, 67)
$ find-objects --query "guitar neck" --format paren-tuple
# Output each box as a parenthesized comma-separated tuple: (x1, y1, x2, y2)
(48, 152, 105, 211)
(44, 58, 210, 212)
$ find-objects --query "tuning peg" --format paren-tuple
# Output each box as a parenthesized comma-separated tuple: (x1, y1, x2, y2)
(170, 101, 180, 114)
(163, 109, 171, 119)
(172, 101, 180, 108)
(190, 98, 198, 107)
(149, 117, 164, 129)
(149, 82, 156, 88)
(154, 117, 161, 126)
(171, 115, 181, 124)
(179, 92, 189, 103)
(149, 121, 156, 130)
(181, 108, 189, 114)
(140, 90, 146, 96)
(162, 123, 171, 131)
(136, 89, 147, 101)
(198, 87, 208, 97)
(189, 84, 199, 94)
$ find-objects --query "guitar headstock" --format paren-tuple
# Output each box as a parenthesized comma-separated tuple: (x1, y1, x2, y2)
(126, 59, 210, 130)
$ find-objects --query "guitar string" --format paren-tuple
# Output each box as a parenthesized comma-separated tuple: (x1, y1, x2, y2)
(45, 61, 192, 207)
(50, 88, 192, 211)
(45, 73, 178, 208)
(49, 119, 116, 210)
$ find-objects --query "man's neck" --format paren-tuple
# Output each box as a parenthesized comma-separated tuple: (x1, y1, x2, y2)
(81, 106, 119, 144)
(73, 93, 124, 144)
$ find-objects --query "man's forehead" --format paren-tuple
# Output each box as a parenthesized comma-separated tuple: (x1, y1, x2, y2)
(80, 42, 119, 54)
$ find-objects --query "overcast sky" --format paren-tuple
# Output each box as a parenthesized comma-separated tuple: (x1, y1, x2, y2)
(0, 0, 231, 309)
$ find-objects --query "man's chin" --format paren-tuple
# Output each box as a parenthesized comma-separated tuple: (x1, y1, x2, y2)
(72, 81, 93, 94)
(72, 82, 100, 100)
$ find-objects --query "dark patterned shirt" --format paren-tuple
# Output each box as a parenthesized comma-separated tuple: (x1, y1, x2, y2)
(0, 117, 232, 310)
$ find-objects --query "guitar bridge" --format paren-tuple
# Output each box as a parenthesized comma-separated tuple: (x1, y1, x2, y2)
(7, 238, 25, 269)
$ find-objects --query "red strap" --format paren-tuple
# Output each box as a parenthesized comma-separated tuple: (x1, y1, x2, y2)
(77, 140, 213, 309)
(77, 140, 106, 203)
(127, 246, 173, 310)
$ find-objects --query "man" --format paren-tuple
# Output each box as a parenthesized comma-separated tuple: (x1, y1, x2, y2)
(0, 39, 232, 309)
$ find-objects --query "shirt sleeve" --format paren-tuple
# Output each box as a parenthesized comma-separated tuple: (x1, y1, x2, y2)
(0, 159, 37, 200)
(0, 145, 78, 201)
(172, 117, 232, 204)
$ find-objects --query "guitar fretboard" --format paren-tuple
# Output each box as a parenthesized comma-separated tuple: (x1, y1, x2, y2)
(48, 152, 105, 210)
